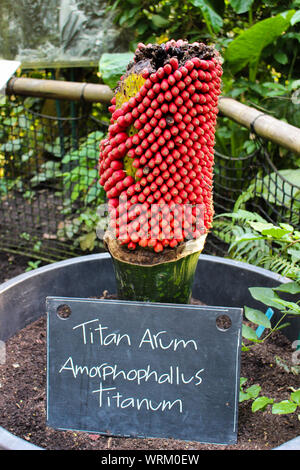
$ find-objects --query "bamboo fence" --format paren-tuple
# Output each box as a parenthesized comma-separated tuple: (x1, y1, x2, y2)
(6, 76, 300, 154)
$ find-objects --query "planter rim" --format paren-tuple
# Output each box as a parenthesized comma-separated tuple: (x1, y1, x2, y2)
(0, 253, 290, 297)
(0, 252, 298, 451)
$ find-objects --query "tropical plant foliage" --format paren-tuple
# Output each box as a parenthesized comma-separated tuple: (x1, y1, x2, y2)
(99, 1, 300, 204)
(214, 209, 300, 279)
(1, 1, 300, 260)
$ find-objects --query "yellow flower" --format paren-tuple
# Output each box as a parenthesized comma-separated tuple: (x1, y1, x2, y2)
(156, 34, 169, 44)
(271, 67, 281, 82)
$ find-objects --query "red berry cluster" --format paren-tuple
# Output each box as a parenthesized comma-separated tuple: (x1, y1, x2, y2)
(99, 42, 222, 252)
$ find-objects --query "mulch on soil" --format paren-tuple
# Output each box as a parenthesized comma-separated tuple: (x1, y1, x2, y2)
(0, 254, 299, 450)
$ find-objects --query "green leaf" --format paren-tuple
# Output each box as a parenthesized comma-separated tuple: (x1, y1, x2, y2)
(240, 377, 248, 387)
(232, 232, 265, 244)
(272, 400, 297, 414)
(266, 298, 300, 314)
(274, 51, 288, 65)
(224, 10, 295, 74)
(291, 389, 300, 405)
(274, 281, 300, 295)
(248, 221, 290, 238)
(229, 0, 254, 14)
(242, 324, 260, 342)
(291, 10, 300, 25)
(288, 248, 300, 264)
(151, 14, 169, 28)
(246, 384, 261, 399)
(244, 306, 271, 328)
(276, 322, 291, 331)
(239, 390, 251, 402)
(252, 396, 274, 412)
(279, 223, 294, 232)
(79, 231, 97, 251)
(249, 287, 281, 309)
(99, 52, 134, 89)
(190, 0, 223, 32)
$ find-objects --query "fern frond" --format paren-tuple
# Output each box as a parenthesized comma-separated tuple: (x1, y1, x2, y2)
(259, 255, 298, 279)
(215, 209, 267, 223)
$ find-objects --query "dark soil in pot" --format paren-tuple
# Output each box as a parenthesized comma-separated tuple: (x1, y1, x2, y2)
(0, 252, 31, 283)
(0, 292, 299, 451)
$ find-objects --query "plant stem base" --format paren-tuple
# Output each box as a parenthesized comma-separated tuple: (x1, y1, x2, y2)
(104, 231, 207, 304)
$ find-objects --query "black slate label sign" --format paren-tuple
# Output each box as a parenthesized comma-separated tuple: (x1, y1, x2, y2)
(46, 297, 243, 445)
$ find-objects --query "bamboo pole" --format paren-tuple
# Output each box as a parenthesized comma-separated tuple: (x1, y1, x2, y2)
(6, 77, 300, 154)
(6, 77, 114, 103)
(218, 97, 300, 155)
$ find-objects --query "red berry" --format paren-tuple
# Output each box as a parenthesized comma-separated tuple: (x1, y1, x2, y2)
(161, 146, 169, 157)
(158, 118, 167, 129)
(164, 63, 172, 75)
(181, 90, 189, 101)
(154, 242, 163, 253)
(169, 103, 177, 114)
(147, 88, 155, 99)
(150, 72, 158, 83)
(191, 57, 201, 68)
(152, 82, 161, 93)
(173, 69, 182, 81)
(156, 175, 164, 186)
(150, 117, 158, 127)
(190, 69, 198, 80)
(135, 168, 143, 179)
(179, 66, 188, 77)
(170, 125, 179, 136)
(154, 108, 162, 119)
(157, 93, 165, 104)
(147, 239, 157, 249)
(157, 67, 165, 79)
(185, 60, 194, 71)
(151, 99, 159, 110)
(143, 96, 151, 107)
(171, 86, 180, 97)
(128, 241, 137, 250)
(174, 112, 183, 123)
(165, 90, 173, 101)
(123, 175, 134, 187)
(110, 160, 123, 170)
(161, 103, 169, 114)
(144, 123, 152, 133)
(169, 57, 179, 70)
(161, 79, 169, 91)
(153, 190, 161, 200)
(168, 74, 176, 86)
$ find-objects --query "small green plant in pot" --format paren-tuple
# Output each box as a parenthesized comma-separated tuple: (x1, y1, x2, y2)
(241, 279, 300, 418)
(242, 280, 300, 345)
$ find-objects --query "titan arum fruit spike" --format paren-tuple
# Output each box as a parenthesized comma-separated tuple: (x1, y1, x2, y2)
(98, 40, 222, 303)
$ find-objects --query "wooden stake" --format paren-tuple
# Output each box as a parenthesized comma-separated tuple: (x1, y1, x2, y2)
(218, 97, 300, 155)
(6, 77, 113, 103)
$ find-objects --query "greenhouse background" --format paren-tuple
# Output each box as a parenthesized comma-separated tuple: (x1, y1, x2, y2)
(0, 0, 299, 278)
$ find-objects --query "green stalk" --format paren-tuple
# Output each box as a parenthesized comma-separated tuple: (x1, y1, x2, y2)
(112, 250, 201, 303)
(104, 231, 207, 304)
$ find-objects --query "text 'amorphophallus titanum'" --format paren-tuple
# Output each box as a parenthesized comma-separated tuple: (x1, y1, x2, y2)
(98, 40, 222, 303)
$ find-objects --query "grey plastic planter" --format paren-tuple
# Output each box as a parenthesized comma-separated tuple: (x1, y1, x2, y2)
(0, 253, 299, 450)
